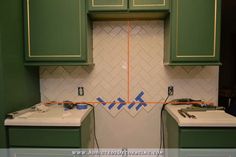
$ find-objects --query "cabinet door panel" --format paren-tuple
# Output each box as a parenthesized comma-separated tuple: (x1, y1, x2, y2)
(9, 149, 77, 157)
(25, 0, 87, 62)
(129, 0, 170, 11)
(170, 0, 221, 63)
(180, 128, 236, 148)
(88, 0, 128, 11)
(8, 127, 81, 148)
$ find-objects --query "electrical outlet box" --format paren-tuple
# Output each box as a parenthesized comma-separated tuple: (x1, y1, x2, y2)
(168, 86, 174, 96)
(78, 87, 84, 96)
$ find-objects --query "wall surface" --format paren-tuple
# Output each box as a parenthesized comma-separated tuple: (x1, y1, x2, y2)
(0, 0, 40, 148)
(40, 21, 219, 148)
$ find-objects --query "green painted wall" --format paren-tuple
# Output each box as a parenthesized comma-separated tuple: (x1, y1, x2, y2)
(0, 0, 40, 148)
(0, 22, 5, 149)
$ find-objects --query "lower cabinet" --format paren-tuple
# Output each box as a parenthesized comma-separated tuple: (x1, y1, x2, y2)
(6, 111, 94, 157)
(179, 149, 235, 157)
(8, 149, 78, 157)
(7, 127, 82, 148)
(164, 111, 236, 157)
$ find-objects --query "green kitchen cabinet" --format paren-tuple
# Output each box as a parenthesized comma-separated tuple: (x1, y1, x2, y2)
(164, 110, 236, 157)
(88, 0, 128, 11)
(24, 0, 93, 65)
(129, 0, 170, 11)
(6, 111, 94, 149)
(87, 0, 170, 19)
(164, 0, 222, 65)
(8, 127, 82, 148)
(8, 149, 79, 157)
(88, 0, 169, 11)
(164, 111, 236, 148)
(6, 111, 94, 157)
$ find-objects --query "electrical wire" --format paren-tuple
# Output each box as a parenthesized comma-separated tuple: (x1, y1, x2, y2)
(157, 95, 170, 157)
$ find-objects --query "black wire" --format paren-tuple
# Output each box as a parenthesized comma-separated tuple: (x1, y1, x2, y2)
(157, 95, 170, 157)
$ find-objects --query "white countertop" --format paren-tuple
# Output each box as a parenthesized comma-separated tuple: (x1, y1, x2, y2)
(165, 105, 236, 127)
(4, 105, 92, 127)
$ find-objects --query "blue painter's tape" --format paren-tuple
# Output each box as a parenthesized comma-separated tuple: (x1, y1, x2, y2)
(136, 103, 143, 110)
(76, 104, 88, 110)
(97, 97, 106, 106)
(128, 102, 135, 109)
(139, 100, 147, 107)
(135, 91, 147, 107)
(64, 108, 70, 111)
(135, 101, 147, 110)
(135, 91, 144, 101)
(117, 98, 126, 110)
(108, 101, 116, 110)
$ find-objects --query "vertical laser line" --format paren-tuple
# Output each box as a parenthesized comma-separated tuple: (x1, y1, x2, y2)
(127, 21, 131, 103)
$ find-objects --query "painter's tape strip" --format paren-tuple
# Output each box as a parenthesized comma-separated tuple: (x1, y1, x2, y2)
(108, 101, 116, 110)
(135, 91, 147, 110)
(128, 101, 135, 109)
(97, 97, 106, 106)
(117, 98, 126, 110)
(96, 91, 147, 111)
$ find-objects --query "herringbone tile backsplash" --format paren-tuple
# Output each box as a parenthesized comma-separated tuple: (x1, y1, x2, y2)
(40, 21, 219, 148)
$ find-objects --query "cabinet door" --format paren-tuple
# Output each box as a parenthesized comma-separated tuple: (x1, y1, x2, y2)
(88, 0, 128, 11)
(180, 128, 236, 148)
(24, 0, 87, 62)
(166, 0, 221, 65)
(8, 127, 81, 148)
(129, 0, 170, 11)
(9, 149, 78, 157)
(180, 149, 234, 157)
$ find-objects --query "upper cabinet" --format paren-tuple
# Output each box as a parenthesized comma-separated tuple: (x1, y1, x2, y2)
(129, 0, 170, 11)
(164, 0, 221, 65)
(24, 0, 93, 66)
(87, 0, 170, 12)
(87, 0, 170, 19)
(23, 0, 221, 66)
(88, 0, 128, 11)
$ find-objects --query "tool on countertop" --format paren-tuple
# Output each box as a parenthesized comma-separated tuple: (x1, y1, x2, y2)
(177, 104, 225, 119)
(183, 106, 225, 112)
(178, 109, 186, 118)
(169, 98, 216, 107)
(182, 110, 196, 119)
(170, 98, 203, 105)
(191, 104, 225, 110)
(178, 109, 196, 119)
(6, 103, 48, 119)
(63, 101, 88, 111)
(6, 107, 35, 119)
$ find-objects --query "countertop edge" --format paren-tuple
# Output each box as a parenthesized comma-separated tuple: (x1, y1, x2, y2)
(4, 107, 93, 127)
(165, 105, 236, 127)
